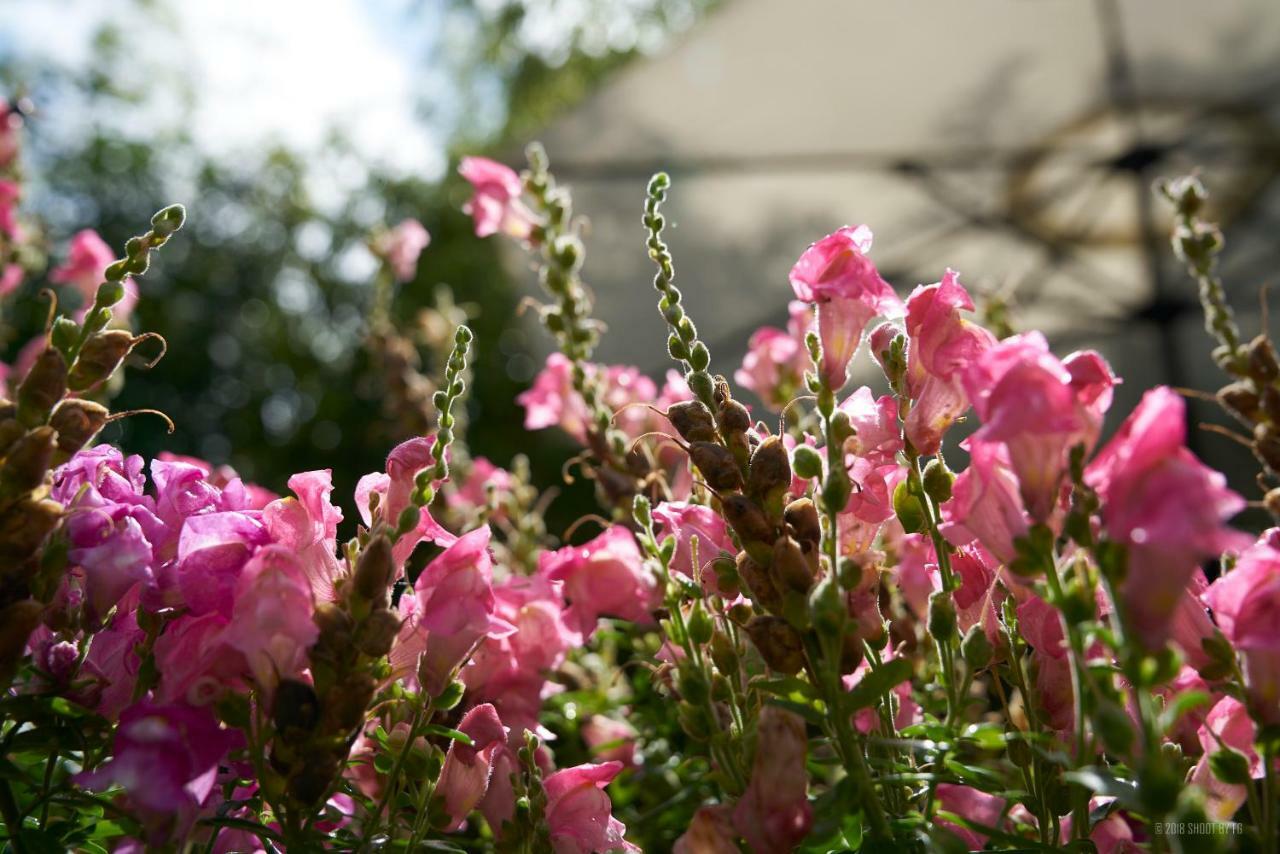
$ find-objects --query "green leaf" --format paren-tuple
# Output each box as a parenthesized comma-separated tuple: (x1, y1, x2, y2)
(1064, 767, 1141, 810)
(749, 675, 818, 702)
(421, 725, 474, 746)
(845, 658, 912, 712)
(1160, 690, 1210, 735)
(764, 698, 826, 727)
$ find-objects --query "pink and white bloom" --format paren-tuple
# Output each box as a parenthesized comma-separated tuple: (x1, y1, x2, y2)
(1189, 696, 1266, 822)
(839, 386, 903, 465)
(459, 156, 535, 240)
(373, 218, 430, 281)
(735, 301, 814, 411)
(539, 525, 658, 638)
(789, 225, 903, 391)
(354, 437, 457, 572)
(542, 761, 639, 853)
(733, 706, 812, 853)
(1086, 387, 1248, 650)
(653, 501, 737, 595)
(1205, 531, 1280, 724)
(904, 270, 996, 455)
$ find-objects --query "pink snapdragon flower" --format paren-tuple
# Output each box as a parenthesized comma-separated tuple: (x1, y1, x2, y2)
(355, 437, 457, 571)
(789, 225, 903, 391)
(76, 702, 241, 844)
(1204, 531, 1280, 724)
(391, 526, 515, 696)
(50, 229, 113, 301)
(963, 332, 1115, 521)
(459, 156, 535, 240)
(942, 441, 1029, 565)
(652, 501, 736, 595)
(449, 456, 515, 519)
(435, 703, 508, 831)
(839, 386, 903, 464)
(582, 715, 638, 766)
(0, 179, 20, 239)
(373, 218, 430, 281)
(0, 263, 23, 297)
(542, 761, 639, 853)
(152, 612, 236, 706)
(674, 806, 738, 854)
(935, 784, 1005, 850)
(224, 545, 319, 693)
(735, 301, 814, 411)
(733, 706, 812, 852)
(1086, 387, 1248, 649)
(539, 525, 658, 637)
(903, 270, 996, 455)
(263, 470, 344, 602)
(1189, 696, 1265, 822)
(0, 99, 19, 169)
(517, 354, 659, 445)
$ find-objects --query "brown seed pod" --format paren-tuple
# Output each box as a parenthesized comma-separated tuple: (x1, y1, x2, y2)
(716, 398, 751, 437)
(1248, 334, 1280, 384)
(0, 598, 45, 687)
(667, 400, 718, 443)
(1255, 422, 1280, 474)
(1218, 381, 1261, 423)
(747, 435, 792, 499)
(0, 498, 63, 564)
(326, 671, 376, 733)
(744, 614, 805, 675)
(1263, 385, 1280, 426)
(689, 441, 744, 492)
(352, 535, 394, 603)
(354, 607, 401, 657)
(68, 330, 134, 392)
(49, 400, 110, 463)
(773, 535, 815, 593)
(16, 347, 68, 427)
(784, 497, 821, 545)
(721, 493, 774, 546)
(735, 550, 783, 614)
(0, 427, 57, 500)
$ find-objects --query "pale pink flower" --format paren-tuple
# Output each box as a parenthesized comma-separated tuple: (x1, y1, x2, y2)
(50, 229, 115, 303)
(581, 715, 637, 766)
(789, 225, 903, 390)
(519, 353, 591, 443)
(355, 437, 457, 572)
(1086, 387, 1248, 650)
(904, 270, 996, 455)
(839, 386, 902, 464)
(0, 263, 22, 297)
(539, 525, 658, 638)
(652, 501, 736, 595)
(542, 761, 639, 853)
(1205, 531, 1280, 724)
(263, 470, 344, 602)
(459, 156, 535, 240)
(733, 706, 812, 853)
(735, 301, 814, 411)
(152, 612, 236, 706)
(374, 218, 430, 281)
(436, 703, 509, 831)
(448, 456, 514, 519)
(942, 440, 1029, 565)
(224, 545, 318, 692)
(1189, 696, 1265, 822)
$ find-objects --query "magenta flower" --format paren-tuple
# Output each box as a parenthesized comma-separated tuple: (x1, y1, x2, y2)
(518, 353, 590, 443)
(732, 706, 812, 853)
(935, 784, 1005, 850)
(373, 218, 430, 281)
(449, 456, 515, 519)
(76, 702, 241, 844)
(1205, 531, 1280, 723)
(1086, 387, 1248, 650)
(942, 441, 1029, 565)
(789, 225, 903, 390)
(391, 526, 515, 696)
(152, 612, 236, 706)
(0, 178, 20, 239)
(459, 156, 535, 240)
(652, 501, 736, 595)
(224, 545, 318, 693)
(355, 437, 457, 572)
(963, 332, 1115, 521)
(904, 270, 996, 455)
(539, 525, 658, 638)
(263, 470, 344, 602)
(542, 761, 639, 853)
(435, 703, 508, 831)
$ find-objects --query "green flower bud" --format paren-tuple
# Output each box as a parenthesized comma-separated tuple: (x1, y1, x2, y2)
(922, 459, 954, 503)
(791, 445, 823, 480)
(893, 479, 924, 534)
(927, 590, 957, 642)
(960, 623, 992, 671)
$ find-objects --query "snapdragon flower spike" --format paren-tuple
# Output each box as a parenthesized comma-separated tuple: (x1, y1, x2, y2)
(789, 225, 903, 391)
(1204, 530, 1280, 723)
(903, 269, 996, 455)
(435, 703, 509, 831)
(962, 331, 1115, 522)
(1086, 386, 1249, 649)
(459, 156, 536, 240)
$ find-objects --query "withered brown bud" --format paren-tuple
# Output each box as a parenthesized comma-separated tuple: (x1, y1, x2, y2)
(0, 498, 63, 563)
(689, 441, 744, 492)
(1248, 334, 1280, 384)
(1265, 487, 1280, 518)
(747, 435, 792, 498)
(326, 671, 376, 733)
(16, 347, 68, 427)
(287, 754, 342, 807)
(272, 678, 321, 738)
(313, 602, 353, 638)
(773, 535, 815, 593)
(0, 418, 24, 458)
(716, 398, 751, 437)
(49, 400, 110, 462)
(744, 615, 805, 675)
(352, 535, 394, 602)
(0, 598, 44, 687)
(735, 550, 782, 614)
(0, 426, 56, 499)
(667, 400, 718, 443)
(1218, 381, 1261, 422)
(355, 607, 401, 657)
(68, 330, 134, 392)
(1263, 385, 1280, 426)
(840, 633, 865, 674)
(721, 494, 773, 545)
(784, 498, 821, 545)
(709, 630, 739, 675)
(1254, 422, 1280, 474)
